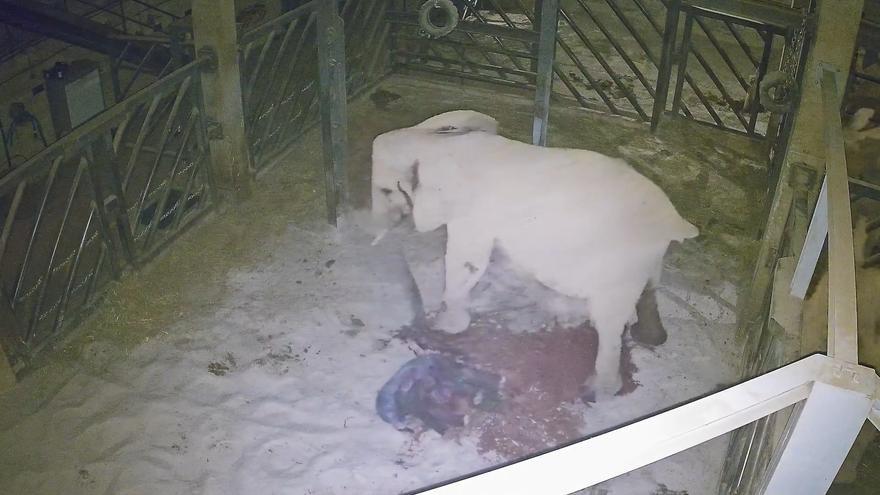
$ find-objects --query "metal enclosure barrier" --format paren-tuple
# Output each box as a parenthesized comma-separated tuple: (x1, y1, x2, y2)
(1, 4, 877, 493)
(239, 0, 390, 173)
(389, 0, 803, 140)
(0, 60, 215, 370)
(0, 0, 389, 373)
(414, 64, 880, 495)
(239, 3, 321, 172)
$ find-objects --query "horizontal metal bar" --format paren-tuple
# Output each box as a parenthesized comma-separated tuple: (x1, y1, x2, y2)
(659, 111, 770, 141)
(419, 355, 874, 495)
(684, 5, 787, 35)
(0, 60, 204, 196)
(850, 176, 880, 201)
(854, 71, 880, 85)
(684, 0, 805, 29)
(387, 11, 539, 43)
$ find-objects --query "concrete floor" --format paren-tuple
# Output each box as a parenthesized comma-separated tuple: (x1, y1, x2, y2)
(0, 74, 771, 494)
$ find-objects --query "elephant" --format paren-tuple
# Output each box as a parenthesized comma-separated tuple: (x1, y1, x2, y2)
(370, 111, 698, 399)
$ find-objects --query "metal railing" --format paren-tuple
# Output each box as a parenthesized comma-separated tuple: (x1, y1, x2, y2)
(414, 65, 880, 495)
(388, 0, 801, 138)
(0, 0, 386, 370)
(239, 3, 320, 171)
(0, 59, 214, 369)
(239, 0, 390, 173)
(655, 0, 788, 137)
(341, 0, 393, 95)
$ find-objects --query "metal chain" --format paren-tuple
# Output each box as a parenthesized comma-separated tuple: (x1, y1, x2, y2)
(780, 14, 809, 92)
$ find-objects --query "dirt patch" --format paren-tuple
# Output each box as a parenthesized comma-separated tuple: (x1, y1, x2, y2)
(207, 352, 237, 376)
(397, 316, 637, 460)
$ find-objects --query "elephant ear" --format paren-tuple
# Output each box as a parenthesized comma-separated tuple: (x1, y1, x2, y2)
(411, 160, 460, 233)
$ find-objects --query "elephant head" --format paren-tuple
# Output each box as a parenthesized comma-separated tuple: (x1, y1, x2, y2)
(370, 110, 497, 231)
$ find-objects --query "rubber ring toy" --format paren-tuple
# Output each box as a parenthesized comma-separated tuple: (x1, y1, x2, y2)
(418, 0, 459, 39)
(759, 71, 794, 114)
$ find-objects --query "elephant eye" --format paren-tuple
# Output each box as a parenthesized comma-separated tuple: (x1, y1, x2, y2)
(380, 187, 393, 196)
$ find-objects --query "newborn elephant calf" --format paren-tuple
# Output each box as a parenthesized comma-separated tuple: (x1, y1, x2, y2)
(371, 111, 698, 399)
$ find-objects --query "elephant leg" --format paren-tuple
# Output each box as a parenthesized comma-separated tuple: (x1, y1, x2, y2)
(434, 220, 493, 333)
(629, 283, 667, 346)
(587, 287, 642, 400)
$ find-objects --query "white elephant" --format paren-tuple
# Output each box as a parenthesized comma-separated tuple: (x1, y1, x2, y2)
(370, 110, 698, 399)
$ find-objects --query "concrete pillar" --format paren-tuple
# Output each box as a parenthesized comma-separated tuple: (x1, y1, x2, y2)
(191, 0, 254, 200)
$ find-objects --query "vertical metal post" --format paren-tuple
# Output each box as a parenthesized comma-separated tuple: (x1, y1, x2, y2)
(530, 0, 544, 73)
(651, 0, 681, 131)
(191, 0, 254, 200)
(532, 0, 558, 147)
(119, 0, 128, 34)
(670, 11, 692, 117)
(763, 382, 872, 494)
(318, 0, 349, 225)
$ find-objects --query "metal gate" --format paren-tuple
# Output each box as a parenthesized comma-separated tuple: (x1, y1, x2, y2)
(389, 0, 806, 140)
(239, 0, 391, 172)
(0, 60, 215, 370)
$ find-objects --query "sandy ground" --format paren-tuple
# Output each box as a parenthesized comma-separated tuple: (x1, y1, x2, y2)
(0, 74, 768, 494)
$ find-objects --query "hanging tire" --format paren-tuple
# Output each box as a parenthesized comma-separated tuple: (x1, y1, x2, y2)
(418, 0, 460, 39)
(759, 71, 795, 114)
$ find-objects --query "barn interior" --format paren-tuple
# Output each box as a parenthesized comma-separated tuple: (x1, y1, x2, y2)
(0, 1, 879, 494)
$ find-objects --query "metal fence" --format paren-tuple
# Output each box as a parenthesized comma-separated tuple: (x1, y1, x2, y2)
(0, 59, 214, 370)
(655, 1, 787, 137)
(388, 0, 802, 139)
(239, 0, 390, 172)
(0, 0, 388, 372)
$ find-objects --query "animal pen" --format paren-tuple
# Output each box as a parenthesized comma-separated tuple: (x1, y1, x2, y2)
(0, 0, 878, 494)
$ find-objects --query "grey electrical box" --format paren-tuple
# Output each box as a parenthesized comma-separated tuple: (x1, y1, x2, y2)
(44, 59, 107, 138)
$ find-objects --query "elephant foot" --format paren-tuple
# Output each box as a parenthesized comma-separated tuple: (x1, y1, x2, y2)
(585, 372, 623, 402)
(432, 304, 472, 334)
